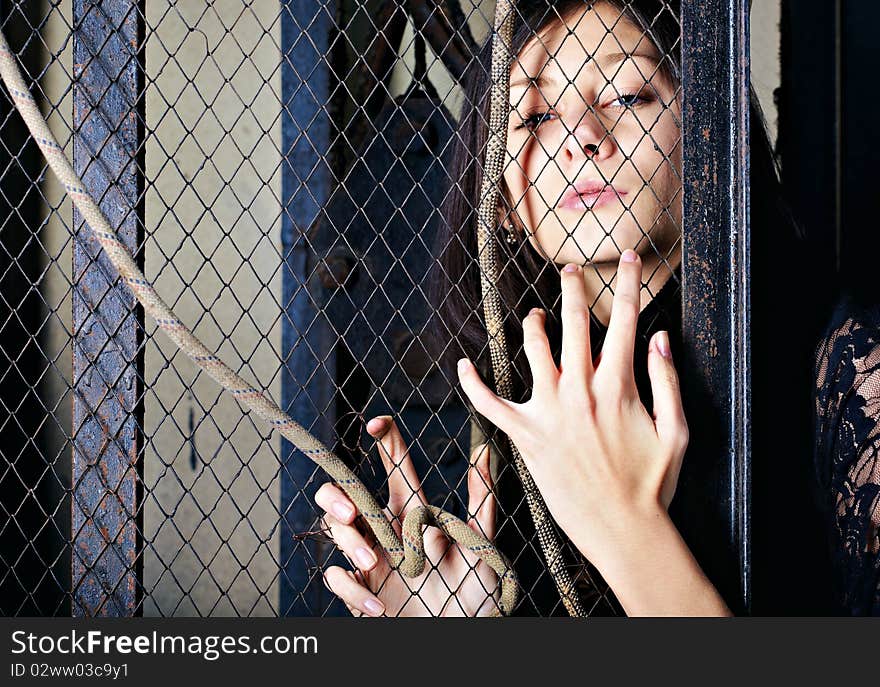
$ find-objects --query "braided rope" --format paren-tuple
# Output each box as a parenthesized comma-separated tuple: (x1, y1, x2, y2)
(0, 28, 518, 617)
(475, 0, 586, 617)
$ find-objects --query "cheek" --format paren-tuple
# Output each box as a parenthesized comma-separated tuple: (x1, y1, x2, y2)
(504, 145, 560, 214)
(629, 122, 681, 198)
(503, 153, 529, 207)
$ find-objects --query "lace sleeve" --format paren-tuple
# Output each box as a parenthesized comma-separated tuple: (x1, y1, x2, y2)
(814, 308, 880, 615)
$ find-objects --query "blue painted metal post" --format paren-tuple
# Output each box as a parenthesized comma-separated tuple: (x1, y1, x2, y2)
(280, 0, 339, 616)
(71, 0, 144, 616)
(678, 0, 751, 613)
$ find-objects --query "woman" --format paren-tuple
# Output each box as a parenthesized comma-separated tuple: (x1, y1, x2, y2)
(316, 0, 852, 616)
(813, 285, 880, 615)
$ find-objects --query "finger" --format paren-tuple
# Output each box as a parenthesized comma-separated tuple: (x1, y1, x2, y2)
(600, 249, 642, 395)
(457, 358, 521, 435)
(322, 511, 380, 572)
(647, 330, 689, 455)
(315, 482, 357, 525)
(522, 308, 558, 395)
(324, 566, 385, 617)
(559, 263, 594, 381)
(367, 415, 427, 516)
(466, 442, 496, 541)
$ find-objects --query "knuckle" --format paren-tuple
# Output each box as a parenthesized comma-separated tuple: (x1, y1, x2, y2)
(561, 299, 589, 320)
(324, 565, 347, 589)
(572, 389, 598, 421)
(615, 297, 639, 323)
(566, 307, 591, 332)
(594, 372, 625, 405)
(662, 365, 679, 390)
(672, 422, 690, 454)
(680, 421, 690, 448)
(522, 328, 546, 352)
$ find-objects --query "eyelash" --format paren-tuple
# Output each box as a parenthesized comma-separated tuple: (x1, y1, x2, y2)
(516, 92, 651, 131)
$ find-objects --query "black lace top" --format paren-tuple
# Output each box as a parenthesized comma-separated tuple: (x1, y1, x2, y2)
(814, 293, 880, 616)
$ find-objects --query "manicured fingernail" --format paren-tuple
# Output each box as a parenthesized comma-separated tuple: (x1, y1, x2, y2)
(657, 330, 671, 358)
(562, 263, 579, 273)
(363, 598, 384, 616)
(457, 358, 470, 372)
(332, 501, 354, 520)
(356, 546, 376, 568)
(621, 249, 638, 263)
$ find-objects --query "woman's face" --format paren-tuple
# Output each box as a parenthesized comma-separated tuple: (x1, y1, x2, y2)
(504, 2, 682, 276)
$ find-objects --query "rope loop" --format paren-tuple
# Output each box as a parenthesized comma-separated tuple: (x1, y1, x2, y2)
(0, 28, 518, 617)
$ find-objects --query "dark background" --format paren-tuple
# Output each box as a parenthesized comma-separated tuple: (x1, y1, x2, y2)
(750, 0, 877, 615)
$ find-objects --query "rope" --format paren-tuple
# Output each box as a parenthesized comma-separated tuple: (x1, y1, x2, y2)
(0, 28, 518, 617)
(475, 0, 587, 617)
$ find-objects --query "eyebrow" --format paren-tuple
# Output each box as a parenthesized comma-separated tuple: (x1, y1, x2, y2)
(509, 51, 661, 91)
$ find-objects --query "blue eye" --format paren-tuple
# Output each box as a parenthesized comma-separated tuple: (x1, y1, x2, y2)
(613, 92, 649, 108)
(517, 111, 554, 131)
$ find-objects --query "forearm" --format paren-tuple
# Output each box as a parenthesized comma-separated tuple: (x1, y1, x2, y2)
(577, 506, 733, 617)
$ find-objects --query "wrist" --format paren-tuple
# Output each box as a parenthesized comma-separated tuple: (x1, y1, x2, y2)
(575, 504, 730, 616)
(574, 499, 670, 573)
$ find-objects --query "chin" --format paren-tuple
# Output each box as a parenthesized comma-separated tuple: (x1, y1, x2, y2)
(535, 221, 650, 265)
(578, 238, 646, 266)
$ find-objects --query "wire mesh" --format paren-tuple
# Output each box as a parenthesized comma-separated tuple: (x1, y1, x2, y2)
(0, 0, 689, 617)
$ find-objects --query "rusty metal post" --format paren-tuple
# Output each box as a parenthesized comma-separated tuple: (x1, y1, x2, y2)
(71, 0, 144, 616)
(677, 0, 751, 613)
(280, 0, 339, 616)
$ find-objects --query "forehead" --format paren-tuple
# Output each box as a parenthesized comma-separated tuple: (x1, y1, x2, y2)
(511, 4, 656, 81)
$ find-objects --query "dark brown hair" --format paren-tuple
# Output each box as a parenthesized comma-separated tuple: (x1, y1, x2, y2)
(428, 1, 789, 405)
(429, 1, 683, 399)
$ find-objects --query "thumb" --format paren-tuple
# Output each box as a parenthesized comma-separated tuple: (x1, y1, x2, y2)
(647, 331, 689, 455)
(466, 442, 495, 541)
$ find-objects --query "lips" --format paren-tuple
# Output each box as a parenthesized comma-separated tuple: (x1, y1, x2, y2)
(557, 180, 626, 210)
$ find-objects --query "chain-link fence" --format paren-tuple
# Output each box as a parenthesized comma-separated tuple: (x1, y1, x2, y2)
(0, 0, 750, 617)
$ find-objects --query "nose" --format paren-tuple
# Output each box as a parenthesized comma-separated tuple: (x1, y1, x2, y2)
(561, 112, 614, 162)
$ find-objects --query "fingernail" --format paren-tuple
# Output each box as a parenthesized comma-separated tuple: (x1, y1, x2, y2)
(562, 263, 579, 273)
(529, 307, 544, 317)
(363, 598, 384, 616)
(621, 249, 638, 263)
(657, 330, 671, 358)
(356, 546, 377, 568)
(332, 501, 354, 520)
(367, 415, 391, 437)
(457, 358, 470, 372)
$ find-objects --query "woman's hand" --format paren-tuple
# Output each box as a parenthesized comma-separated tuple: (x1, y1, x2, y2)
(317, 416, 500, 617)
(457, 249, 688, 571)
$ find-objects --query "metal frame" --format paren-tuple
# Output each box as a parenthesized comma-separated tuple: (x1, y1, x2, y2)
(0, 0, 754, 616)
(678, 0, 751, 613)
(279, 0, 339, 616)
(70, 0, 144, 617)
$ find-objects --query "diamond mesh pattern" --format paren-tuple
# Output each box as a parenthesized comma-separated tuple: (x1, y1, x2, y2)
(0, 0, 683, 616)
